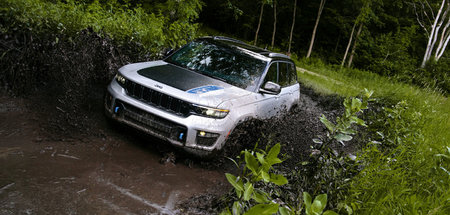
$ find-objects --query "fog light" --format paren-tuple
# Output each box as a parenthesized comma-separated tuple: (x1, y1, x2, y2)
(196, 130, 220, 147)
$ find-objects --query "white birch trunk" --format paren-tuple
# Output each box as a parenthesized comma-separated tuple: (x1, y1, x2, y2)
(341, 21, 357, 67)
(421, 0, 447, 67)
(347, 22, 363, 68)
(287, 0, 297, 55)
(306, 0, 326, 58)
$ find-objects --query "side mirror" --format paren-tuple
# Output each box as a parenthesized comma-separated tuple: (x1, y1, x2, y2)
(259, 81, 281, 95)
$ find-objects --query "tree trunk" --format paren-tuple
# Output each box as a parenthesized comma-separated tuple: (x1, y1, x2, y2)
(341, 21, 357, 67)
(434, 2, 450, 61)
(287, 0, 298, 55)
(421, 0, 447, 67)
(306, 0, 326, 58)
(254, 3, 265, 46)
(271, 0, 277, 49)
(347, 22, 363, 68)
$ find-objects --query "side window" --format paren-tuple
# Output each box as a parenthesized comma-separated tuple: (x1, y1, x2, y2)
(264, 63, 278, 84)
(289, 63, 297, 85)
(279, 63, 289, 87)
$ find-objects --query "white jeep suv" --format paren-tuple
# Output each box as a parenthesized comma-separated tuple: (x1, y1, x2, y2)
(105, 37, 300, 155)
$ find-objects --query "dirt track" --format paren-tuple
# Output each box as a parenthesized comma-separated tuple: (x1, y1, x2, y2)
(0, 84, 344, 214)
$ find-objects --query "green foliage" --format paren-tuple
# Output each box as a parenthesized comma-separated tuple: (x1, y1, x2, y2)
(222, 143, 339, 215)
(292, 90, 372, 210)
(296, 62, 450, 214)
(0, 0, 202, 53)
(222, 143, 289, 215)
(303, 193, 338, 215)
(316, 89, 372, 148)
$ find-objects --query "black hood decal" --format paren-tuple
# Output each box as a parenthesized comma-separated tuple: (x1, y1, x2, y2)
(137, 64, 228, 91)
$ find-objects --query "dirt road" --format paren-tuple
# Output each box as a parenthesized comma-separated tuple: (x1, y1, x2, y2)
(0, 96, 227, 214)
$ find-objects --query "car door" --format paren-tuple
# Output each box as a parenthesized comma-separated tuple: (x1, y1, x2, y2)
(255, 61, 285, 118)
(278, 61, 299, 111)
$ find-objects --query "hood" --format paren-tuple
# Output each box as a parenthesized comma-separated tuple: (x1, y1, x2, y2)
(137, 64, 229, 91)
(123, 62, 252, 108)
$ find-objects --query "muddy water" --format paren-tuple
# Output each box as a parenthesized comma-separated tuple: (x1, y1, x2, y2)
(0, 97, 227, 214)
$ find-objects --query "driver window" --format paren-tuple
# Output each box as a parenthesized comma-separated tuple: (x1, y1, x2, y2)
(264, 63, 278, 84)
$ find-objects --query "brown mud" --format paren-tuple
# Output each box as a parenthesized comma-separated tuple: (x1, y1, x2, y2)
(0, 84, 348, 214)
(0, 94, 227, 214)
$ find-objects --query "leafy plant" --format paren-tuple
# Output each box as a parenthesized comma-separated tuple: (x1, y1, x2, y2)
(221, 143, 289, 215)
(303, 192, 338, 215)
(313, 88, 373, 150)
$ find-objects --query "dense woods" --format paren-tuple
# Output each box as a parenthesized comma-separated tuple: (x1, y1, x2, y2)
(200, 0, 449, 93)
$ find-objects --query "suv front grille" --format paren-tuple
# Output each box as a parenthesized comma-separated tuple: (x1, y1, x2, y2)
(124, 80, 191, 117)
(115, 100, 187, 143)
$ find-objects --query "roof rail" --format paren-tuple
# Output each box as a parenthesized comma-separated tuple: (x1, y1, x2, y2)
(213, 36, 247, 45)
(268, 52, 290, 59)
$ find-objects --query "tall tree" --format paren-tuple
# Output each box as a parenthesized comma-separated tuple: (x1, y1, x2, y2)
(306, 0, 326, 58)
(287, 0, 298, 55)
(341, 0, 375, 67)
(271, 0, 277, 49)
(347, 22, 364, 67)
(412, 0, 450, 67)
(254, 0, 272, 45)
(341, 20, 357, 67)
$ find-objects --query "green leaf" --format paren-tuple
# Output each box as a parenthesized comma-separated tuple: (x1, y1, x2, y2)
(334, 133, 353, 142)
(253, 190, 269, 203)
(267, 143, 281, 161)
(320, 115, 335, 133)
(279, 206, 291, 215)
(351, 97, 362, 112)
(225, 173, 244, 192)
(245, 151, 260, 175)
(243, 182, 254, 201)
(311, 199, 323, 214)
(256, 152, 266, 165)
(269, 173, 288, 185)
(314, 194, 327, 212)
(323, 210, 339, 215)
(350, 116, 366, 126)
(220, 208, 232, 215)
(303, 192, 312, 212)
(244, 203, 279, 215)
(261, 171, 270, 182)
(232, 201, 242, 215)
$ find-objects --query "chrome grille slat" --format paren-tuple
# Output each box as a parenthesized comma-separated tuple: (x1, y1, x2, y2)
(124, 80, 191, 117)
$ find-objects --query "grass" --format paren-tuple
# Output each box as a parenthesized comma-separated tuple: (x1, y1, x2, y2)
(293, 57, 450, 214)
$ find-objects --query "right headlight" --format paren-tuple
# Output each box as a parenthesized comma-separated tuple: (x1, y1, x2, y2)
(192, 104, 229, 119)
(115, 73, 126, 87)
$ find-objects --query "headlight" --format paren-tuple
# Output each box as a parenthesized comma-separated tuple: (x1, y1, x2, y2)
(192, 104, 229, 119)
(115, 73, 126, 87)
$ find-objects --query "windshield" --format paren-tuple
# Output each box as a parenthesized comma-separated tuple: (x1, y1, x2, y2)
(165, 40, 267, 91)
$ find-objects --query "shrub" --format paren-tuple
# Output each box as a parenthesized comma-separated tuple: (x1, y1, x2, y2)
(0, 0, 201, 52)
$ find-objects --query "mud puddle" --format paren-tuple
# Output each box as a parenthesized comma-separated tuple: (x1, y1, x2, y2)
(0, 95, 228, 214)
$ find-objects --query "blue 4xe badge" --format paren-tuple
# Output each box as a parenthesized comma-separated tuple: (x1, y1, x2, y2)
(186, 85, 224, 94)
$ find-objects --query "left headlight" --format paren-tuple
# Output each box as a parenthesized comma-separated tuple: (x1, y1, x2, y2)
(192, 104, 229, 119)
(115, 73, 126, 87)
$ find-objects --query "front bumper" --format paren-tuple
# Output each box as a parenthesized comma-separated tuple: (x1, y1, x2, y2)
(105, 80, 234, 154)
